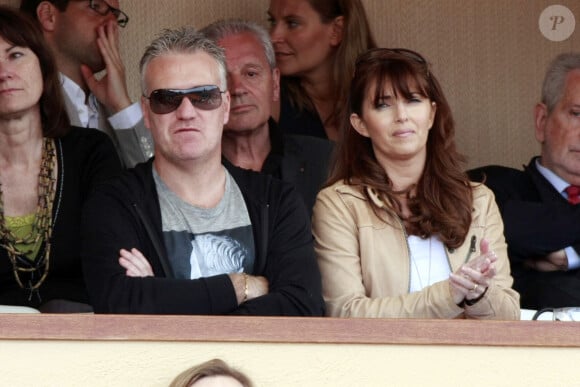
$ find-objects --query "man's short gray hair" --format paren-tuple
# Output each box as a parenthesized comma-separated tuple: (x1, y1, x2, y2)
(541, 52, 580, 113)
(200, 19, 276, 69)
(139, 26, 227, 94)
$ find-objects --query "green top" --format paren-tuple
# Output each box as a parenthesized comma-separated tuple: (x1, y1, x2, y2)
(4, 213, 42, 261)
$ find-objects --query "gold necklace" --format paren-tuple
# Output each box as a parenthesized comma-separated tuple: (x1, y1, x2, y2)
(0, 137, 56, 299)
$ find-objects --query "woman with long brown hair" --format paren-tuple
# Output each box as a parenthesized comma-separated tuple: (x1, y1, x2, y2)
(312, 48, 519, 319)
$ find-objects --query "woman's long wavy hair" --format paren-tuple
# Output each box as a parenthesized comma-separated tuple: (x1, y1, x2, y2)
(0, 6, 70, 138)
(328, 48, 473, 248)
(282, 0, 376, 129)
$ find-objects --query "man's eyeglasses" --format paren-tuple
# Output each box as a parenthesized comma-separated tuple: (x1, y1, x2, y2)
(144, 86, 226, 114)
(88, 0, 129, 27)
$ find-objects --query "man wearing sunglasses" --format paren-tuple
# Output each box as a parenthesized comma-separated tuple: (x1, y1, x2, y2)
(80, 27, 324, 316)
(20, 0, 153, 168)
(200, 20, 333, 216)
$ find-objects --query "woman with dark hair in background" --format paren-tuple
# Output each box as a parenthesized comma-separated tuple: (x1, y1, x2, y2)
(268, 0, 376, 141)
(0, 6, 121, 312)
(312, 48, 520, 319)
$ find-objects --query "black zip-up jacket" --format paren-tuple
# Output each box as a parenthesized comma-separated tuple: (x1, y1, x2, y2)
(81, 159, 324, 316)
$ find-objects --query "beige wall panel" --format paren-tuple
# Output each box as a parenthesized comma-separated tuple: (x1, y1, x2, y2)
(119, 1, 270, 109)
(1, 0, 579, 168)
(364, 0, 579, 168)
(1, 339, 579, 386)
(2, 315, 579, 386)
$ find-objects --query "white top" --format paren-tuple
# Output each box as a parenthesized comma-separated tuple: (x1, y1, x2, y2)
(408, 235, 451, 292)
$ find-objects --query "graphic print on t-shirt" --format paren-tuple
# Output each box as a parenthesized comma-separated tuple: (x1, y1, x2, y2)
(154, 167, 255, 279)
(163, 227, 254, 279)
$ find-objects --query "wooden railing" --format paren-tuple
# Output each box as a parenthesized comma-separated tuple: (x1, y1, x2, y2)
(1, 314, 578, 347)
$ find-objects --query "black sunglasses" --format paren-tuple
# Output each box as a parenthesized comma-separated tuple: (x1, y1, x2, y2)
(144, 85, 226, 114)
(88, 0, 129, 27)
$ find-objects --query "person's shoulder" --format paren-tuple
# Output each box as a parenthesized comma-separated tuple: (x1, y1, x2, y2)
(314, 180, 368, 220)
(60, 126, 111, 144)
(94, 160, 153, 198)
(284, 134, 333, 149)
(58, 126, 121, 166)
(318, 179, 364, 200)
(469, 166, 533, 205)
(225, 161, 284, 194)
(471, 182, 496, 200)
(226, 161, 310, 220)
(467, 164, 526, 182)
(283, 134, 334, 163)
(322, 179, 351, 191)
(225, 160, 272, 183)
(118, 160, 153, 186)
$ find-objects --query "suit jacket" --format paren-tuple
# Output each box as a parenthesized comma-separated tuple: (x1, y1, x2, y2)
(262, 118, 334, 214)
(63, 92, 153, 168)
(278, 80, 327, 139)
(469, 158, 580, 266)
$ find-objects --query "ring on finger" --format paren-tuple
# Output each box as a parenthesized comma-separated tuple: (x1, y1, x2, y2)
(472, 283, 478, 292)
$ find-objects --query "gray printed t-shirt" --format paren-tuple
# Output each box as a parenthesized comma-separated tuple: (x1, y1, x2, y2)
(153, 167, 255, 279)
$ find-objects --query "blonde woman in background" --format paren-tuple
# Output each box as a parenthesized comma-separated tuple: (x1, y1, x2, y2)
(268, 0, 376, 141)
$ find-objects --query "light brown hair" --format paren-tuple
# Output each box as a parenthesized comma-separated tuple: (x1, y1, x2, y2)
(283, 0, 376, 128)
(169, 359, 253, 387)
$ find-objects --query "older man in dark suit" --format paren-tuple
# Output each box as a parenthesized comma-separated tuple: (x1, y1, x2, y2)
(469, 52, 580, 309)
(201, 19, 333, 215)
